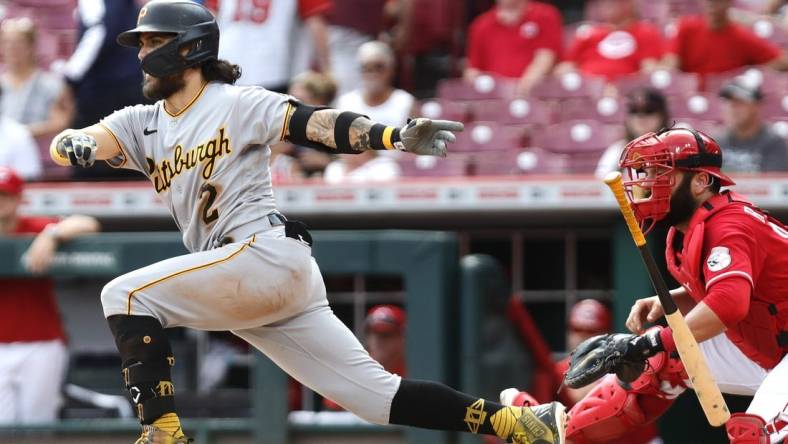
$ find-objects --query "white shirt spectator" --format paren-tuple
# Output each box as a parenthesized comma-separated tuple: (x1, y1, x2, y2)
(1, 70, 62, 126)
(336, 89, 415, 128)
(0, 116, 41, 180)
(595, 140, 626, 179)
(324, 155, 402, 184)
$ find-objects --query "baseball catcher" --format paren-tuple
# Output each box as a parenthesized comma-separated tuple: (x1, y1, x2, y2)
(502, 128, 788, 444)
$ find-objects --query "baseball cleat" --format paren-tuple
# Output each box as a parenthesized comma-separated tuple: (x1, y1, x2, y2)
(510, 401, 567, 444)
(133, 424, 192, 444)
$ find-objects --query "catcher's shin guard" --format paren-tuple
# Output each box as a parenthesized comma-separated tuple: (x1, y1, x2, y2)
(726, 413, 769, 444)
(566, 351, 688, 444)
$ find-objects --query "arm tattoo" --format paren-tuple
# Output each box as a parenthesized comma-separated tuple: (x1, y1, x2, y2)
(305, 109, 375, 153)
(349, 117, 373, 152)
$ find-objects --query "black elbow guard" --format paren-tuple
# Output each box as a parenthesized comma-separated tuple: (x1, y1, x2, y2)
(285, 100, 331, 151)
(285, 100, 369, 154)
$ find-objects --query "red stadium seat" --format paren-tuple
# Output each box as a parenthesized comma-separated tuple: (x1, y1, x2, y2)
(614, 70, 699, 97)
(417, 99, 472, 123)
(531, 120, 613, 154)
(452, 122, 526, 153)
(763, 93, 788, 120)
(436, 76, 516, 101)
(751, 18, 788, 46)
(530, 73, 606, 100)
(668, 93, 723, 121)
(705, 68, 787, 95)
(559, 96, 625, 124)
(468, 148, 567, 176)
(470, 98, 554, 126)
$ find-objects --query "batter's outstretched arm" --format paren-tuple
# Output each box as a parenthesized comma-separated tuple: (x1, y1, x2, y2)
(286, 104, 464, 157)
(49, 125, 123, 168)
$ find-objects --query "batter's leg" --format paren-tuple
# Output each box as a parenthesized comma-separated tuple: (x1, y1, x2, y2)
(233, 267, 566, 443)
(99, 231, 313, 440)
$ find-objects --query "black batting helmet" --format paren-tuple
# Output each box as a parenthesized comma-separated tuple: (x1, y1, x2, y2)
(117, 0, 219, 78)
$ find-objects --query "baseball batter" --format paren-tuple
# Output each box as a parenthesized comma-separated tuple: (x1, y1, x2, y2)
(49, 2, 567, 443)
(503, 128, 788, 444)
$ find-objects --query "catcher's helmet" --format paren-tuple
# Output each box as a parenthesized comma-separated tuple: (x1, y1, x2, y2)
(619, 127, 735, 234)
(117, 0, 219, 78)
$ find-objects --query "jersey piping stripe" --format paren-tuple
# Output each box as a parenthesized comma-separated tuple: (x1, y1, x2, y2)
(126, 234, 257, 315)
(705, 270, 754, 290)
(280, 102, 294, 142)
(163, 82, 209, 118)
(96, 123, 128, 168)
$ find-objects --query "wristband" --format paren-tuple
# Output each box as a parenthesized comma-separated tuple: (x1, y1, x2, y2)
(43, 223, 62, 242)
(370, 124, 402, 151)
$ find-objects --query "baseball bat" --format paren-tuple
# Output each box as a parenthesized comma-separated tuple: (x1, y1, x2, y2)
(604, 171, 730, 427)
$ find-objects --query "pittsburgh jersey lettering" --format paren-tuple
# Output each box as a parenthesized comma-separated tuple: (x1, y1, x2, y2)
(147, 127, 232, 193)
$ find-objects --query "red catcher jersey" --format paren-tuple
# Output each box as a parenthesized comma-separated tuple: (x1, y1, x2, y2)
(0, 216, 66, 343)
(667, 192, 788, 368)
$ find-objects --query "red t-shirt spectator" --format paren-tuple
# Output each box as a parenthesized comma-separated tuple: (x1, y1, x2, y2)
(0, 216, 66, 343)
(565, 22, 664, 80)
(467, 2, 563, 78)
(667, 16, 780, 75)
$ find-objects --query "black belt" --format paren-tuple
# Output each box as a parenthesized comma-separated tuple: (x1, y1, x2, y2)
(266, 212, 287, 227)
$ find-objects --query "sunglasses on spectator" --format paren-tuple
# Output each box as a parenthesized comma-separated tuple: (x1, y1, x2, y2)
(361, 62, 387, 73)
(627, 107, 661, 115)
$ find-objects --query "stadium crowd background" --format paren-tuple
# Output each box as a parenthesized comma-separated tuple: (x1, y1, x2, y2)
(0, 0, 786, 183)
(0, 0, 786, 442)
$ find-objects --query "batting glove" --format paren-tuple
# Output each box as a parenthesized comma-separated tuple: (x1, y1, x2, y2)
(399, 118, 464, 157)
(50, 130, 97, 168)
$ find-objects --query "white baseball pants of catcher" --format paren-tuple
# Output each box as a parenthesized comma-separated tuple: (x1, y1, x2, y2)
(0, 340, 68, 424)
(101, 225, 402, 425)
(700, 334, 788, 443)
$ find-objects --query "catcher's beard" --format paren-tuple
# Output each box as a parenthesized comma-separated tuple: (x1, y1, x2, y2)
(663, 173, 698, 227)
(142, 71, 186, 100)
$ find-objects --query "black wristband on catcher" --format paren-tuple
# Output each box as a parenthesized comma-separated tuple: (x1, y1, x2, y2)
(333, 111, 367, 154)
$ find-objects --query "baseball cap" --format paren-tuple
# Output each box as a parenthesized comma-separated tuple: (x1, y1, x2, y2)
(365, 305, 406, 334)
(719, 77, 762, 102)
(568, 299, 612, 334)
(626, 87, 668, 115)
(0, 167, 23, 195)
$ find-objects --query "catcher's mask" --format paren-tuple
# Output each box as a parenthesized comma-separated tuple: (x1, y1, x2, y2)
(618, 127, 735, 234)
(117, 0, 219, 78)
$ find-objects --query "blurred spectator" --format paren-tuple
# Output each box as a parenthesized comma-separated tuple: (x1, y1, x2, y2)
(557, 299, 612, 403)
(364, 305, 407, 376)
(663, 0, 788, 76)
(213, 0, 332, 92)
(595, 87, 670, 178)
(464, 0, 563, 95)
(717, 77, 788, 172)
(63, 0, 146, 180)
(0, 110, 42, 180)
(271, 71, 337, 183)
(324, 305, 406, 410)
(324, 150, 402, 183)
(0, 18, 74, 138)
(0, 167, 100, 424)
(336, 41, 415, 127)
(326, 0, 388, 96)
(556, 0, 664, 80)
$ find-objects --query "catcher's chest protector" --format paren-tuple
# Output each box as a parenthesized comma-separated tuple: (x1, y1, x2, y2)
(665, 191, 788, 369)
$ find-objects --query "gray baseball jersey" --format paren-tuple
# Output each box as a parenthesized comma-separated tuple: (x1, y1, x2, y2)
(101, 82, 292, 252)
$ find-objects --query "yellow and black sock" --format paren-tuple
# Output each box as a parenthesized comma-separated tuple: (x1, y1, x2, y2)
(389, 379, 526, 439)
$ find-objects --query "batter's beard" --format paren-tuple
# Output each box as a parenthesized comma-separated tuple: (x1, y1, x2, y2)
(662, 174, 698, 227)
(142, 72, 186, 100)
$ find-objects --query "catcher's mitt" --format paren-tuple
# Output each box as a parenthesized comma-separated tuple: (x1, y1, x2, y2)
(563, 333, 658, 389)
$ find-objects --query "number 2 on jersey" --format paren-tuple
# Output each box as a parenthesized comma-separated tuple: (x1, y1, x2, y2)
(232, 0, 271, 24)
(200, 183, 219, 225)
